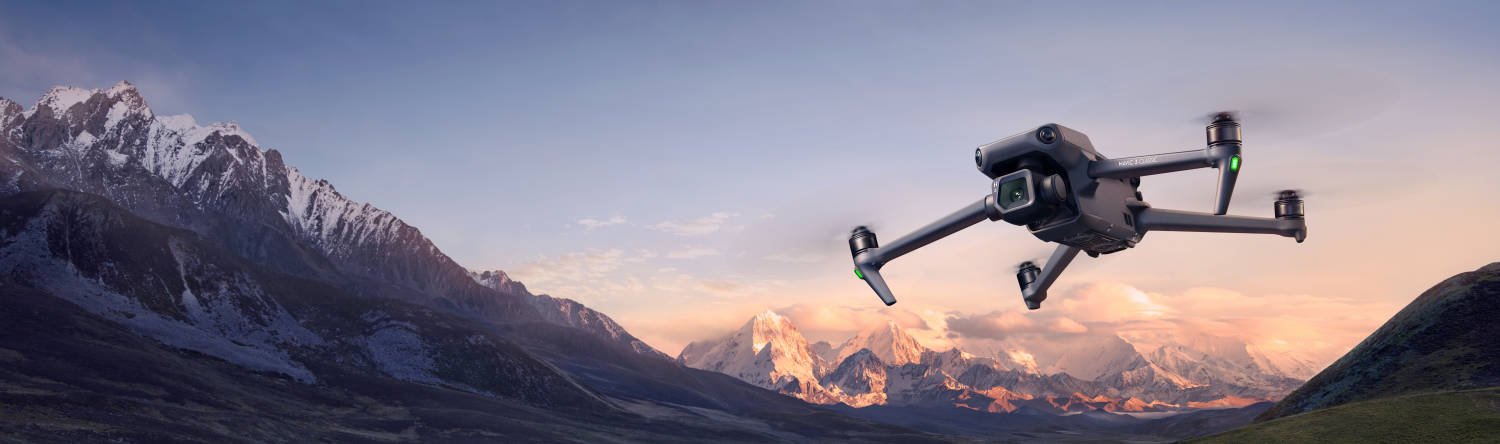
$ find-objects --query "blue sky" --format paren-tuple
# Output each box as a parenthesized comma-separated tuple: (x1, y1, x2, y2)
(3, 1, 1499, 354)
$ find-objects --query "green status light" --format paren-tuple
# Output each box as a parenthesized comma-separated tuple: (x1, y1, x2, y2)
(854, 268, 865, 280)
(1229, 155, 1241, 172)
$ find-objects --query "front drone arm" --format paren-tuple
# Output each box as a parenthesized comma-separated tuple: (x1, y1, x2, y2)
(850, 197, 997, 305)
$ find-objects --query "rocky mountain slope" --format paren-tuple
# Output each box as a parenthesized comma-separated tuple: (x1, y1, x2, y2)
(0, 82, 533, 327)
(470, 268, 666, 358)
(1257, 262, 1500, 421)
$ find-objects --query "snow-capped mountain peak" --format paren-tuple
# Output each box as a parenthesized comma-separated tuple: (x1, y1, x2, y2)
(678, 309, 829, 401)
(25, 81, 153, 123)
(833, 319, 928, 366)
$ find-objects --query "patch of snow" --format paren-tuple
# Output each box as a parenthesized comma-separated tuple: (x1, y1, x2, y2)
(30, 86, 95, 118)
(362, 316, 443, 385)
(282, 166, 406, 253)
(105, 150, 129, 167)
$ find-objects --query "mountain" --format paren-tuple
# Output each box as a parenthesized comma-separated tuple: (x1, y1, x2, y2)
(833, 320, 929, 366)
(678, 310, 836, 403)
(684, 310, 1307, 416)
(0, 190, 602, 404)
(810, 340, 836, 363)
(1256, 262, 1500, 421)
(0, 83, 948, 441)
(469, 269, 666, 358)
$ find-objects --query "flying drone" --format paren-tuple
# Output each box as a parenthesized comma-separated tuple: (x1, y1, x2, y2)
(848, 113, 1307, 309)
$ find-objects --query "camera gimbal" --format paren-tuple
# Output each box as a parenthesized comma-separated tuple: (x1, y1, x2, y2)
(848, 113, 1306, 309)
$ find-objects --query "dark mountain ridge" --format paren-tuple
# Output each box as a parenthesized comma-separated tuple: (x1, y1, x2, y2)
(1257, 262, 1500, 421)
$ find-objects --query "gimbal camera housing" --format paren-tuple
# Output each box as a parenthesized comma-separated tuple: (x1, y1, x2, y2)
(850, 114, 1306, 309)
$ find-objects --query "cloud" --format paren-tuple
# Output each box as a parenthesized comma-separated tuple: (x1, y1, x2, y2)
(0, 25, 194, 114)
(666, 246, 721, 259)
(763, 252, 825, 264)
(1052, 282, 1173, 323)
(508, 249, 626, 288)
(773, 304, 930, 342)
(945, 310, 1039, 339)
(938, 282, 1394, 370)
(649, 212, 739, 236)
(645, 267, 775, 298)
(1050, 317, 1089, 334)
(575, 215, 627, 230)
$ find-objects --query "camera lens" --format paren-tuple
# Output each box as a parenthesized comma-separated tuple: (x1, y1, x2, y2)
(997, 177, 1030, 209)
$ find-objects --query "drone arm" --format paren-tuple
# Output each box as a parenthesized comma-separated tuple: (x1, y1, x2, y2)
(870, 198, 994, 262)
(852, 197, 997, 305)
(1088, 149, 1217, 179)
(1135, 207, 1306, 242)
(1089, 144, 1242, 215)
(1019, 244, 1081, 310)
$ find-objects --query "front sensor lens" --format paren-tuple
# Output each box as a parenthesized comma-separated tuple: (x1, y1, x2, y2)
(1229, 155, 1241, 171)
(1036, 126, 1058, 144)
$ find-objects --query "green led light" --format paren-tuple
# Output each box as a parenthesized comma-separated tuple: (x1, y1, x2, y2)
(1229, 155, 1241, 172)
(854, 268, 865, 280)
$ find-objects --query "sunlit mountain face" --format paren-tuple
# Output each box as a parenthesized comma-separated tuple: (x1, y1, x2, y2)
(680, 309, 1307, 414)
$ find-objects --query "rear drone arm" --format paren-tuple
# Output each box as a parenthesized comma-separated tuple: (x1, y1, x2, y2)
(1134, 197, 1307, 243)
(849, 197, 998, 305)
(1089, 145, 1241, 215)
(1089, 115, 1244, 215)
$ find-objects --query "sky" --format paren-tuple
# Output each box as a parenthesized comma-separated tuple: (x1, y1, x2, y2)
(3, 1, 1499, 367)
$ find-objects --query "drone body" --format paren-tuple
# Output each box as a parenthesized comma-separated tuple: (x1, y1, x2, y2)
(849, 114, 1306, 309)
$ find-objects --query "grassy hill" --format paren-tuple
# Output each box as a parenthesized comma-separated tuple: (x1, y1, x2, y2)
(1190, 387, 1500, 443)
(1259, 263, 1500, 420)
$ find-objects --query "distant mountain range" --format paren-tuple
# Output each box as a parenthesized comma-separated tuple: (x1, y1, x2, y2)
(681, 310, 1309, 414)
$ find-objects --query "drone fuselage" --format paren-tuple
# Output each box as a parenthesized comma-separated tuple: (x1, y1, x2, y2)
(974, 124, 1141, 256)
(849, 114, 1305, 309)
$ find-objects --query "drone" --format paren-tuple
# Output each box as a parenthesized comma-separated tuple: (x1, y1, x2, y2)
(848, 113, 1307, 309)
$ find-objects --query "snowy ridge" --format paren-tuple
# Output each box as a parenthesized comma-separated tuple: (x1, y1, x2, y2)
(6, 82, 440, 269)
(468, 268, 667, 358)
(832, 320, 929, 366)
(683, 310, 1306, 413)
(282, 166, 409, 255)
(678, 310, 831, 402)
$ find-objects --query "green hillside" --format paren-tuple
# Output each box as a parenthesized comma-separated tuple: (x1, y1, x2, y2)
(1190, 387, 1500, 444)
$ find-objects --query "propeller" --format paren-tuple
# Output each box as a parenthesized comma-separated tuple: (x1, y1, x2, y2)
(1240, 187, 1320, 204)
(1202, 110, 1238, 125)
(1063, 60, 1401, 143)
